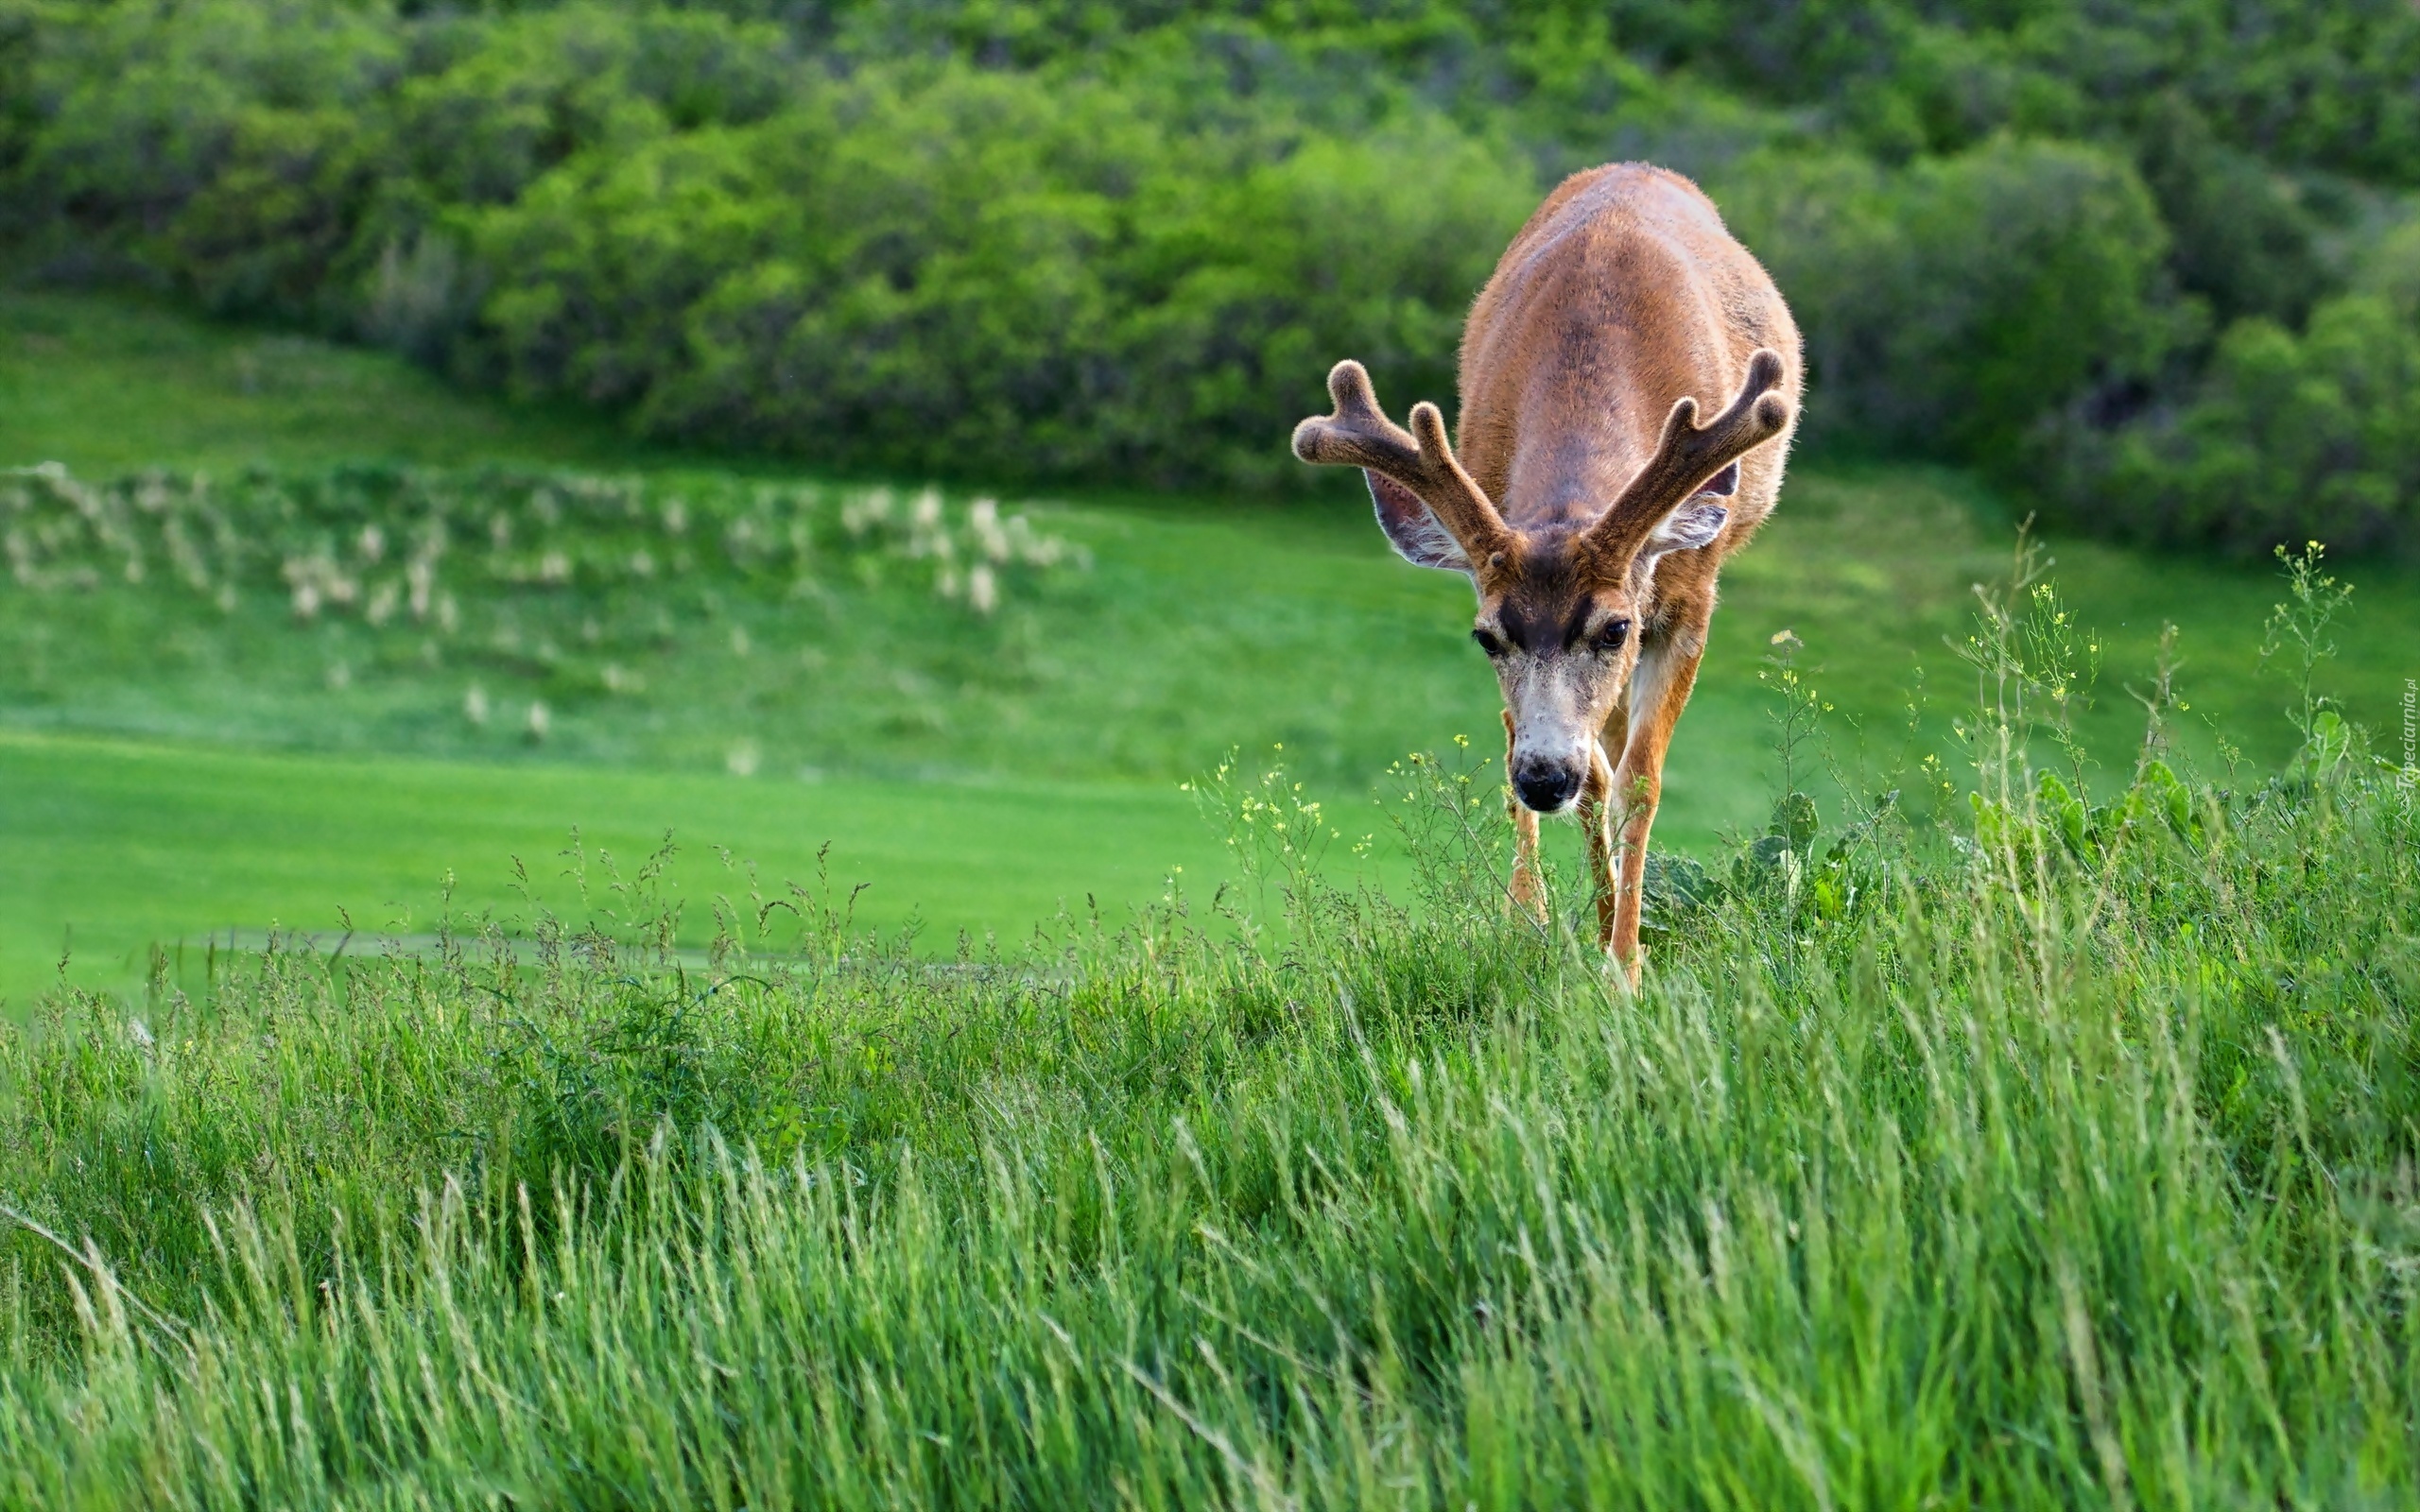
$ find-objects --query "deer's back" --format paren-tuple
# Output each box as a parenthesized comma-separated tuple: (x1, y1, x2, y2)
(1456, 164, 1802, 539)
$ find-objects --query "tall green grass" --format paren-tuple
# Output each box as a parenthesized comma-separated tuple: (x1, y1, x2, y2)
(1, 560, 2414, 1506)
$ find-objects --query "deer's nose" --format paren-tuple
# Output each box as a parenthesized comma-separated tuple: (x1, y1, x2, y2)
(1512, 757, 1583, 814)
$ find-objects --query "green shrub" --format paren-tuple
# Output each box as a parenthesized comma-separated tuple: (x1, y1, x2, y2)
(1604, 0, 2420, 184)
(2130, 92, 2332, 330)
(18, 0, 398, 294)
(622, 82, 1532, 485)
(2082, 296, 2420, 555)
(1720, 136, 2180, 466)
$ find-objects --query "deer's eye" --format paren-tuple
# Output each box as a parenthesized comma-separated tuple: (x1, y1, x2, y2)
(1593, 618, 1633, 652)
(1472, 627, 1508, 659)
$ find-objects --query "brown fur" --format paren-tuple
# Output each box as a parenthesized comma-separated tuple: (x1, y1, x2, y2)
(1295, 163, 1803, 983)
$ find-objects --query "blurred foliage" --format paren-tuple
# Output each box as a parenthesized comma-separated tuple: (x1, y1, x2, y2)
(2079, 296, 2420, 556)
(1719, 137, 2182, 462)
(8, 0, 2420, 551)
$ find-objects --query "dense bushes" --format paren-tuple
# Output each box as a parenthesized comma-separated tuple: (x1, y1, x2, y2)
(9, 4, 1541, 488)
(1599, 0, 2420, 182)
(2083, 295, 2420, 555)
(8, 0, 2420, 551)
(479, 74, 1531, 486)
(1719, 138, 2178, 461)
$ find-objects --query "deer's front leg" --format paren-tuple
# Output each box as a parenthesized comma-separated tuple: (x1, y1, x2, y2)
(1606, 633, 1708, 984)
(1503, 709, 1547, 923)
(1578, 741, 1618, 944)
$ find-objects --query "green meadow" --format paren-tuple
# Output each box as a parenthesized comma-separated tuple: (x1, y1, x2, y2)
(9, 289, 2418, 1004)
(5, 287, 2420, 1505)
(9, 0, 2420, 1495)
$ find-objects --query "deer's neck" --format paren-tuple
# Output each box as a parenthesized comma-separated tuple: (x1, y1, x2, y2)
(1480, 398, 1660, 535)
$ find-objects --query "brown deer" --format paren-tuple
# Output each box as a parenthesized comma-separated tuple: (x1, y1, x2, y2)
(1292, 163, 1801, 982)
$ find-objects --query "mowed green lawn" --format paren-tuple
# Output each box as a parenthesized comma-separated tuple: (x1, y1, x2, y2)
(0, 730, 1234, 1003)
(7, 287, 2419, 1003)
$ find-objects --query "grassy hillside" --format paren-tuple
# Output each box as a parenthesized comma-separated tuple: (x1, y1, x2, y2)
(0, 290, 660, 476)
(8, 289, 2420, 1003)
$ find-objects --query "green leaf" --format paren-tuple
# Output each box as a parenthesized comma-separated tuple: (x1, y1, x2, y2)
(1770, 791, 1820, 850)
(2035, 769, 2089, 855)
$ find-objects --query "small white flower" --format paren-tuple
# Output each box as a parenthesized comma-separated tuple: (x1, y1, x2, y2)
(970, 497, 1010, 561)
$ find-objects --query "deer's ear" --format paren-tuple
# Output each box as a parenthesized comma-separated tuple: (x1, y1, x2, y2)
(1642, 499, 1728, 560)
(1367, 471, 1473, 574)
(1698, 460, 1740, 497)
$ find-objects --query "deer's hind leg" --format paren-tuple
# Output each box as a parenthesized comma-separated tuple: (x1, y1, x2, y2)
(1603, 614, 1711, 985)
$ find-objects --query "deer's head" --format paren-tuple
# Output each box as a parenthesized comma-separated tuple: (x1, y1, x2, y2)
(1293, 351, 1789, 815)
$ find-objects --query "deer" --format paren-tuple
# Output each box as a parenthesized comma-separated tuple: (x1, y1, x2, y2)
(1291, 163, 1801, 984)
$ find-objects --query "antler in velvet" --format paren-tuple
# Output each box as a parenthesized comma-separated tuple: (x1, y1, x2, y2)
(1292, 360, 1512, 561)
(1584, 348, 1791, 560)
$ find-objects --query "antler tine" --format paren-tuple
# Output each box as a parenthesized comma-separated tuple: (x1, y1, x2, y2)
(1588, 348, 1792, 557)
(1291, 360, 1419, 474)
(1294, 360, 1512, 557)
